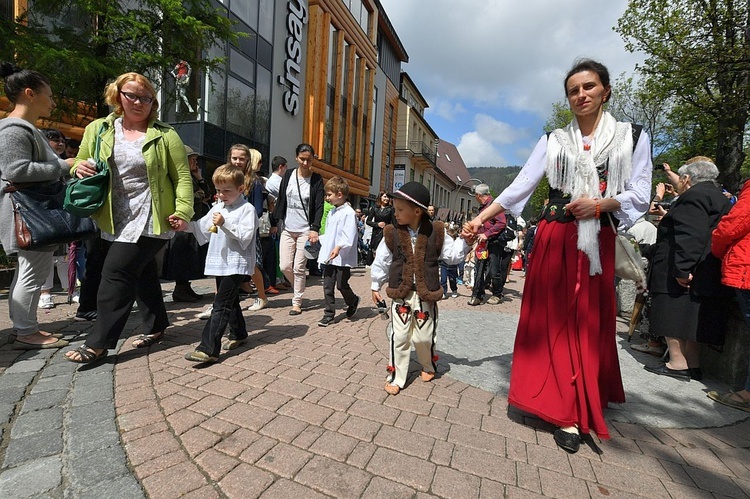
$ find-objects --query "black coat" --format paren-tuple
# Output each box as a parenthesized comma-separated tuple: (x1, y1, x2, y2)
(648, 181, 732, 296)
(271, 168, 325, 232)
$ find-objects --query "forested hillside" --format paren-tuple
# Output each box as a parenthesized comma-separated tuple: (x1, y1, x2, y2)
(467, 166, 546, 221)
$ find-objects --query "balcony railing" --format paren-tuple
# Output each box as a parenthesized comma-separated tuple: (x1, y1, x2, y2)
(408, 140, 436, 165)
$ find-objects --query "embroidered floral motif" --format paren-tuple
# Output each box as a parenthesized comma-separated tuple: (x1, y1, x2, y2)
(415, 310, 430, 328)
(549, 205, 558, 216)
(396, 304, 411, 325)
(432, 355, 439, 363)
(386, 365, 395, 373)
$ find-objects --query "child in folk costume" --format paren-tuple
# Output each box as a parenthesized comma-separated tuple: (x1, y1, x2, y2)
(371, 182, 473, 395)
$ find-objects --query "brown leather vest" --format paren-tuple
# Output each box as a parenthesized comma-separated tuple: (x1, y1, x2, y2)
(383, 221, 445, 302)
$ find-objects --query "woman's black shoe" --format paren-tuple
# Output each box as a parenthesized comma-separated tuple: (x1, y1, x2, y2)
(644, 364, 691, 381)
(689, 368, 703, 381)
(553, 428, 581, 453)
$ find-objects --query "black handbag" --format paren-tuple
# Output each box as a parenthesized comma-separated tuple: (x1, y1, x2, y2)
(3, 180, 98, 251)
(64, 123, 110, 217)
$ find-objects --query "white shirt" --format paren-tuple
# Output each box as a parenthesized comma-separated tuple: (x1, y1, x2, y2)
(266, 172, 282, 200)
(497, 132, 653, 228)
(318, 203, 358, 268)
(370, 227, 469, 291)
(284, 171, 310, 232)
(188, 197, 257, 276)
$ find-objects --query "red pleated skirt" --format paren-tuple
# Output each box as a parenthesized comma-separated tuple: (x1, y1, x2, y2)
(508, 219, 624, 439)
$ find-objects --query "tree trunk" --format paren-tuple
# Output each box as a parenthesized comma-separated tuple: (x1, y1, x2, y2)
(715, 113, 747, 193)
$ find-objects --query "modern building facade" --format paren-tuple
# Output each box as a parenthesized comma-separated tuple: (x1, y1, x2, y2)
(1, 0, 423, 211)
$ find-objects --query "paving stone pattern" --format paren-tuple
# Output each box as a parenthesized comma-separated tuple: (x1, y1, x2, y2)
(0, 269, 748, 498)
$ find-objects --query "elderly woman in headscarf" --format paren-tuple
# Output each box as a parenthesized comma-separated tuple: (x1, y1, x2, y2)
(645, 158, 732, 382)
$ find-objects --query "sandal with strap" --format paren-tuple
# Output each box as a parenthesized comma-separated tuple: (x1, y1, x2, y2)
(707, 391, 750, 413)
(132, 332, 164, 348)
(65, 345, 107, 364)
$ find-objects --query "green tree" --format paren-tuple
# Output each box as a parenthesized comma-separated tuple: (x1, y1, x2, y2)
(1, 0, 238, 123)
(608, 73, 670, 158)
(616, 0, 750, 192)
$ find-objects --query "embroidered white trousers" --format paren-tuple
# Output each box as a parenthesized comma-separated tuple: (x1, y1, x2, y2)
(387, 290, 438, 388)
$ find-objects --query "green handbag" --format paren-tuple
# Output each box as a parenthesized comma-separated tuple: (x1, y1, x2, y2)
(64, 124, 110, 217)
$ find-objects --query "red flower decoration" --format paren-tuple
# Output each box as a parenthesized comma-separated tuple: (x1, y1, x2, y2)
(398, 306, 409, 315)
(599, 180, 608, 194)
(386, 365, 395, 373)
(415, 311, 428, 320)
(432, 355, 439, 362)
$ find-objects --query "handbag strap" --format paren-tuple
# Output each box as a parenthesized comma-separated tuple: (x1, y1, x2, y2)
(294, 170, 310, 223)
(93, 123, 107, 171)
(606, 212, 619, 235)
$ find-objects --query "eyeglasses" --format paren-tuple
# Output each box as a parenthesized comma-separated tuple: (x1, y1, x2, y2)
(120, 91, 154, 105)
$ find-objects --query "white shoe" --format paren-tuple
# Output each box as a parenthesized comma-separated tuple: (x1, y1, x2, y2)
(247, 297, 268, 311)
(38, 294, 55, 309)
(197, 305, 213, 320)
(71, 292, 80, 304)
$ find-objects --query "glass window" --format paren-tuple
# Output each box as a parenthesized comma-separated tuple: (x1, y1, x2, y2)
(230, 0, 258, 31)
(204, 46, 227, 128)
(226, 76, 255, 139)
(324, 27, 338, 162)
(255, 65, 272, 144)
(360, 6, 370, 34)
(230, 47, 255, 85)
(258, 0, 274, 42)
(338, 43, 350, 169)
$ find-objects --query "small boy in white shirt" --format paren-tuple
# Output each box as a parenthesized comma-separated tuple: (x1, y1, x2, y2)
(176, 165, 257, 363)
(317, 176, 359, 326)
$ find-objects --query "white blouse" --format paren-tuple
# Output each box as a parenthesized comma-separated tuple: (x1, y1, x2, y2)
(497, 131, 653, 228)
(103, 118, 171, 243)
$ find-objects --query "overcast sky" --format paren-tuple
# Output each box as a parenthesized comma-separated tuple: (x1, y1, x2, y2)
(378, 0, 645, 167)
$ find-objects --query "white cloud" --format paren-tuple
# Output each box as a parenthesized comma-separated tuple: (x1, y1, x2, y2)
(474, 114, 526, 145)
(427, 99, 467, 121)
(457, 131, 508, 168)
(379, 0, 645, 118)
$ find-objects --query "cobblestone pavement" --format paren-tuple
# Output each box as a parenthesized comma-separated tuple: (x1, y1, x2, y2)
(0, 268, 748, 498)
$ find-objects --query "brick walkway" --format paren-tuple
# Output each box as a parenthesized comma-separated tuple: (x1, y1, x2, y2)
(1, 268, 749, 498)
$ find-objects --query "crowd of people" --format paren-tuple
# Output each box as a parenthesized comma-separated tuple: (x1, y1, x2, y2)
(2, 58, 749, 458)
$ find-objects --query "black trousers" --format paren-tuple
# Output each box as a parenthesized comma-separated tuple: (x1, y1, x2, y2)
(260, 235, 277, 287)
(322, 264, 357, 318)
(77, 236, 108, 315)
(472, 240, 508, 299)
(198, 275, 247, 357)
(86, 237, 169, 350)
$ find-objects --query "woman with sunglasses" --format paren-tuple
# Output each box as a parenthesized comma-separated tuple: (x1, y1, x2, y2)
(64, 72, 193, 363)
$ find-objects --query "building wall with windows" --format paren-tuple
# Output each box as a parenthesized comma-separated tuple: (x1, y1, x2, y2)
(394, 72, 438, 197)
(298, 0, 377, 198)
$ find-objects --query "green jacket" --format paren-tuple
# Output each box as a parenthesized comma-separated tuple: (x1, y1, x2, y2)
(72, 114, 194, 235)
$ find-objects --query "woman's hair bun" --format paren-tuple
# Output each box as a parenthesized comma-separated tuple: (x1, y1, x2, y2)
(0, 62, 22, 79)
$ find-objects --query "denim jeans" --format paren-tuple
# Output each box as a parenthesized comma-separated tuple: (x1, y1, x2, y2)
(734, 288, 750, 391)
(439, 261, 458, 295)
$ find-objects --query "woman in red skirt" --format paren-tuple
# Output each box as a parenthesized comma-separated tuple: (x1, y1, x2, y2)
(465, 59, 652, 453)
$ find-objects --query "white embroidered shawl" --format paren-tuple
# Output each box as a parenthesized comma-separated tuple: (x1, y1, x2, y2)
(546, 112, 633, 275)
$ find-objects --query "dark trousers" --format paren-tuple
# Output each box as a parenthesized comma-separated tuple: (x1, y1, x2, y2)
(260, 236, 277, 287)
(322, 264, 357, 318)
(77, 236, 108, 314)
(198, 275, 247, 358)
(439, 261, 458, 294)
(472, 240, 507, 299)
(87, 237, 169, 350)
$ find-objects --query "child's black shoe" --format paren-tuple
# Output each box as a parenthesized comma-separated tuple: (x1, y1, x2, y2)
(318, 316, 335, 327)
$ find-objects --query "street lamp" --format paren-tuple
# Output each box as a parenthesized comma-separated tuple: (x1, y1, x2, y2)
(452, 177, 482, 223)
